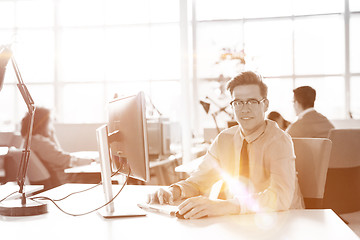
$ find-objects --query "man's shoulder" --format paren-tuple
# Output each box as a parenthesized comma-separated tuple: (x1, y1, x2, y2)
(303, 110, 334, 127)
(263, 121, 294, 157)
(265, 121, 293, 144)
(303, 109, 328, 120)
(266, 120, 289, 135)
(216, 125, 239, 138)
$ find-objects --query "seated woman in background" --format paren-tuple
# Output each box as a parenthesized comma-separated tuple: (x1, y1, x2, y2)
(21, 107, 94, 189)
(267, 111, 291, 131)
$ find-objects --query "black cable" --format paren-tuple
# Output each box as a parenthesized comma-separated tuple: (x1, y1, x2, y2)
(31, 168, 131, 217)
(1, 162, 126, 204)
(39, 164, 124, 202)
(0, 190, 18, 202)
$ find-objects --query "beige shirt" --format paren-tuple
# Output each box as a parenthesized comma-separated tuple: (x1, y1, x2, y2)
(31, 134, 72, 184)
(176, 120, 304, 214)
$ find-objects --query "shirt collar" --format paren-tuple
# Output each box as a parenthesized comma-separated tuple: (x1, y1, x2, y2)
(298, 107, 315, 119)
(238, 120, 267, 143)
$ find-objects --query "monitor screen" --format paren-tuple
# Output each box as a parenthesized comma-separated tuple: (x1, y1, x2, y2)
(107, 91, 150, 182)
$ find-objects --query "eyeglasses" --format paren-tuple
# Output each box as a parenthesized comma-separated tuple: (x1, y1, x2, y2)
(230, 98, 266, 108)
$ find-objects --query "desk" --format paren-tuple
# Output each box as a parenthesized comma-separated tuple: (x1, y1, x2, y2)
(0, 183, 44, 200)
(0, 184, 358, 240)
(65, 146, 207, 185)
(65, 155, 183, 185)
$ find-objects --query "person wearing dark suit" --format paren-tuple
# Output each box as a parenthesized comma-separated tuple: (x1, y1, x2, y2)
(286, 86, 334, 138)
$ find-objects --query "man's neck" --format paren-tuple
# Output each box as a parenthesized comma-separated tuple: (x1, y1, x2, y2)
(241, 121, 267, 137)
(298, 107, 315, 119)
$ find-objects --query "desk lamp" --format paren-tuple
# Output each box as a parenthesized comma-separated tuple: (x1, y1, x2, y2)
(0, 45, 47, 216)
(199, 96, 233, 133)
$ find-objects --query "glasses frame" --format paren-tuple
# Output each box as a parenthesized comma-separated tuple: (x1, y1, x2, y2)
(230, 98, 267, 109)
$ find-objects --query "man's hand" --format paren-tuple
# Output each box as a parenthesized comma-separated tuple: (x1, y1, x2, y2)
(147, 186, 181, 205)
(178, 196, 240, 219)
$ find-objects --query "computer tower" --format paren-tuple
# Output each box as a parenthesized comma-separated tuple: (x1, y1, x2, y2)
(147, 118, 171, 157)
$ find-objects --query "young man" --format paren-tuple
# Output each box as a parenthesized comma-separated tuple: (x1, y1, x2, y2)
(148, 71, 304, 219)
(286, 86, 334, 138)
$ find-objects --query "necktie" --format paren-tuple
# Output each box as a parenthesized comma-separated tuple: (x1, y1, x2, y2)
(239, 139, 249, 178)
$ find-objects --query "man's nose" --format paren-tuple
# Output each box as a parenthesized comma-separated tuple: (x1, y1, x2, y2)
(240, 103, 251, 112)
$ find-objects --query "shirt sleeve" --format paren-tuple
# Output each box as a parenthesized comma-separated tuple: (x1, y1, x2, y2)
(31, 135, 72, 169)
(242, 135, 297, 213)
(174, 136, 223, 199)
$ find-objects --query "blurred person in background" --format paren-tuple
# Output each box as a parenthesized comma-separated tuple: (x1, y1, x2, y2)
(21, 106, 94, 188)
(267, 111, 291, 131)
(286, 86, 334, 138)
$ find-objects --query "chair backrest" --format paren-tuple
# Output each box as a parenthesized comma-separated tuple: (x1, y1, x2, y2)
(292, 138, 332, 208)
(5, 148, 51, 183)
(323, 129, 360, 213)
(327, 129, 360, 168)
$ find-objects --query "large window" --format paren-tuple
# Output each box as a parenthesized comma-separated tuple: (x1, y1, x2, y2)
(1, 0, 359, 133)
(195, 0, 359, 129)
(0, 0, 180, 128)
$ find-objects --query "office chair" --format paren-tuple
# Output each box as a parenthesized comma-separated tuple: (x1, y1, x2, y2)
(292, 138, 332, 209)
(4, 148, 52, 189)
(323, 129, 360, 214)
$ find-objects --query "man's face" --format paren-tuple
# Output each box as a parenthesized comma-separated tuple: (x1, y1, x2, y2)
(293, 98, 301, 116)
(231, 84, 269, 135)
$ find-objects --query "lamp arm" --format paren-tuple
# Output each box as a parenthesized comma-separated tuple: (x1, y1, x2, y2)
(211, 113, 220, 134)
(0, 46, 47, 216)
(206, 96, 233, 118)
(11, 56, 36, 200)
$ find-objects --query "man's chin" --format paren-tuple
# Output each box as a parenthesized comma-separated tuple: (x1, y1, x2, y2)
(238, 121, 255, 132)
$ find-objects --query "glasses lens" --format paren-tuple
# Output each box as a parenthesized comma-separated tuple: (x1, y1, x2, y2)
(231, 100, 242, 108)
(248, 99, 259, 105)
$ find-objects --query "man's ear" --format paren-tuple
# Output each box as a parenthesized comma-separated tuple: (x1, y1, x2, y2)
(264, 98, 269, 112)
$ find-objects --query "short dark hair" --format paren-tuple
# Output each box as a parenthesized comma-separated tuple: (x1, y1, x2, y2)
(267, 111, 282, 121)
(21, 107, 51, 137)
(226, 71, 268, 98)
(293, 86, 316, 109)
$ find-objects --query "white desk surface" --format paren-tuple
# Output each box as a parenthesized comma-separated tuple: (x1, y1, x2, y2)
(0, 146, 9, 156)
(0, 184, 358, 240)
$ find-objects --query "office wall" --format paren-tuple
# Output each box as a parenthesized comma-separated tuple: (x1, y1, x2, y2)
(54, 123, 104, 152)
(331, 119, 360, 129)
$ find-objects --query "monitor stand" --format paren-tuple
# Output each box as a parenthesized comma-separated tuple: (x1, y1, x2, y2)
(97, 203, 146, 219)
(96, 124, 147, 219)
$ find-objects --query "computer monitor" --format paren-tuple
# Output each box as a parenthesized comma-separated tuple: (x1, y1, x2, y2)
(96, 91, 149, 218)
(108, 91, 150, 182)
